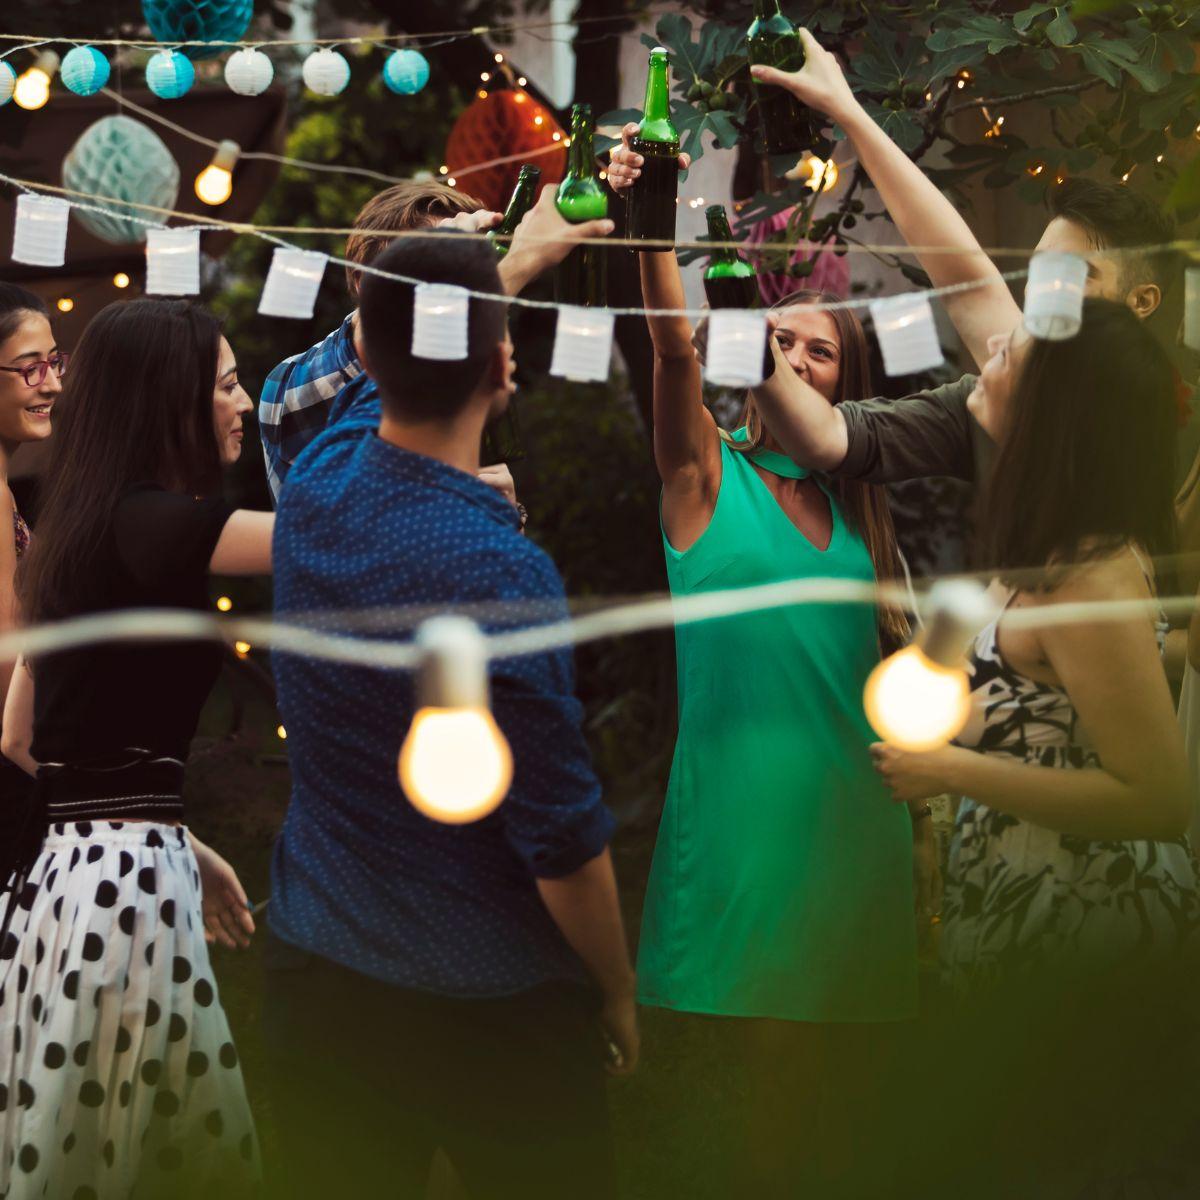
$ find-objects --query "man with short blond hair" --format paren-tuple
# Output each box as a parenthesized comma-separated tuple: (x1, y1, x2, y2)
(258, 178, 608, 501)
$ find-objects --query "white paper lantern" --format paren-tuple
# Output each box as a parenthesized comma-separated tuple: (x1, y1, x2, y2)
(12, 194, 70, 267)
(1024, 251, 1087, 341)
(224, 48, 274, 96)
(1183, 266, 1200, 353)
(302, 48, 350, 97)
(549, 307, 615, 383)
(869, 293, 944, 377)
(705, 309, 768, 389)
(412, 284, 470, 360)
(146, 227, 201, 295)
(258, 247, 328, 318)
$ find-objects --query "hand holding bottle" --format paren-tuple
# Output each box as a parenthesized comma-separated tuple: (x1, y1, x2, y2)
(749, 27, 859, 126)
(607, 122, 692, 193)
(501, 186, 614, 296)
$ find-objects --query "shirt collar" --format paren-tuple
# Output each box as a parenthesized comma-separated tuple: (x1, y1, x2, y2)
(364, 435, 521, 530)
(332, 312, 363, 375)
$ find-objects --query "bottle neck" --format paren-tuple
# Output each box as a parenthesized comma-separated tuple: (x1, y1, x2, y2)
(706, 209, 737, 263)
(568, 123, 594, 176)
(643, 57, 670, 123)
(752, 0, 782, 19)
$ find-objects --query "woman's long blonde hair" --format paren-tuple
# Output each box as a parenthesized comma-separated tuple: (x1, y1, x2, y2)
(720, 289, 912, 653)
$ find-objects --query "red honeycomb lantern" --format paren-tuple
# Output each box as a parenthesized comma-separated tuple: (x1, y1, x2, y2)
(444, 89, 568, 212)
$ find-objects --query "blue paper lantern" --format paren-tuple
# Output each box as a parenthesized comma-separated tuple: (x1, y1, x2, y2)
(0, 62, 16, 107)
(383, 49, 430, 96)
(141, 0, 254, 60)
(146, 50, 195, 99)
(62, 115, 181, 244)
(61, 46, 112, 96)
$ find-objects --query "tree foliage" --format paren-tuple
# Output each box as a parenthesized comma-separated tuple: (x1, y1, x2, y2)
(598, 1, 1200, 277)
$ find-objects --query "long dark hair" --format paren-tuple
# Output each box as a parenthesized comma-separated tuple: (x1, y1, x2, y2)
(980, 298, 1177, 588)
(724, 289, 911, 650)
(0, 282, 50, 343)
(20, 300, 224, 624)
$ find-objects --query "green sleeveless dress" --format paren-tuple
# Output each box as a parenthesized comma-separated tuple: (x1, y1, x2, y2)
(637, 434, 918, 1022)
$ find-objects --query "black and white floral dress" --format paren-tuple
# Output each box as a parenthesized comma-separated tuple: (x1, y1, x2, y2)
(941, 586, 1200, 994)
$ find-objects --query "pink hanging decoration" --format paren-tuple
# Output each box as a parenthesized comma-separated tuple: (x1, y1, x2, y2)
(739, 205, 850, 306)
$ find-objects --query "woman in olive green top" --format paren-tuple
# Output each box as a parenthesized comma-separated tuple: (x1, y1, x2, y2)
(636, 248, 922, 1191)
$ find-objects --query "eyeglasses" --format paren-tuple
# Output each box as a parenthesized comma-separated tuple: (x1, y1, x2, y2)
(0, 351, 69, 388)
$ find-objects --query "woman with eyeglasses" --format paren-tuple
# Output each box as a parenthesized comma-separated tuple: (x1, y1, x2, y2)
(0, 284, 64, 854)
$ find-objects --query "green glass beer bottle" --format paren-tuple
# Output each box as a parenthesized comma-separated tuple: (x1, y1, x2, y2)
(555, 103, 608, 307)
(746, 0, 817, 157)
(490, 164, 542, 258)
(625, 46, 680, 250)
(702, 205, 759, 310)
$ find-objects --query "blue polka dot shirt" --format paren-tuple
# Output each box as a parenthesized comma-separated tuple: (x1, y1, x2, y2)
(269, 399, 615, 997)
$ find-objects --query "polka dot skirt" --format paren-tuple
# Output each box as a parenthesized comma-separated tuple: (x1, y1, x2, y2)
(0, 822, 259, 1199)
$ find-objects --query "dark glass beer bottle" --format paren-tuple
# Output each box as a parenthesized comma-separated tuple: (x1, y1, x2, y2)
(555, 104, 608, 307)
(702, 205, 759, 310)
(481, 403, 525, 466)
(625, 46, 679, 250)
(746, 0, 816, 157)
(490, 164, 542, 258)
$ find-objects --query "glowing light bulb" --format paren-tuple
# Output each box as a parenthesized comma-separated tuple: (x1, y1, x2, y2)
(216, 596, 233, 612)
(397, 617, 513, 825)
(235, 640, 251, 656)
(533, 114, 544, 126)
(113, 272, 130, 289)
(552, 131, 561, 141)
(480, 71, 491, 82)
(14, 52, 57, 110)
(1026, 160, 1046, 177)
(494, 52, 504, 63)
(194, 140, 240, 207)
(446, 177, 457, 187)
(276, 725, 287, 740)
(863, 580, 995, 751)
(477, 89, 488, 100)
(55, 297, 74, 313)
(439, 165, 449, 175)
(514, 92, 525, 104)
(517, 76, 527, 86)
(599, 170, 607, 180)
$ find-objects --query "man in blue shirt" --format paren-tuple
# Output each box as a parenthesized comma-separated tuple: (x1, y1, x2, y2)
(265, 230, 635, 1199)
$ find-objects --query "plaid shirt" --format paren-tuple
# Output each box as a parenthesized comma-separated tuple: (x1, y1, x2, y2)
(258, 313, 363, 504)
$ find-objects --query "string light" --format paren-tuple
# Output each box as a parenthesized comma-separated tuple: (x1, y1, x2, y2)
(398, 617, 513, 825)
(517, 76, 527, 86)
(235, 640, 251, 657)
(224, 47, 274, 96)
(480, 71, 490, 81)
(14, 50, 58, 110)
(112, 272, 130, 288)
(533, 114, 544, 126)
(446, 176, 457, 187)
(864, 580, 995, 751)
(412, 283, 469, 360)
(494, 52, 504, 63)
(549, 306, 615, 383)
(145, 226, 201, 296)
(11, 193, 69, 267)
(1026, 160, 1046, 177)
(803, 155, 839, 192)
(438, 165, 449, 175)
(258, 247, 328, 319)
(869, 293, 944, 376)
(514, 92, 525, 104)
(477, 88, 488, 99)
(216, 596, 233, 612)
(194, 140, 240, 207)
(55, 296, 74, 313)
(955, 68, 972, 89)
(1053, 172, 1066, 186)
(1024, 251, 1086, 341)
(276, 725, 287, 740)
(1183, 266, 1199, 352)
(552, 132, 561, 141)
(705, 309, 768, 389)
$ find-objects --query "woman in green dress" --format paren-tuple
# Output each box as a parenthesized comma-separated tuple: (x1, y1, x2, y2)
(636, 248, 922, 1194)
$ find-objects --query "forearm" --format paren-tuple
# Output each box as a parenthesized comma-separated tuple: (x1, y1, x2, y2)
(536, 849, 636, 999)
(498, 249, 539, 297)
(640, 251, 695, 358)
(750, 340, 849, 470)
(944, 746, 1189, 842)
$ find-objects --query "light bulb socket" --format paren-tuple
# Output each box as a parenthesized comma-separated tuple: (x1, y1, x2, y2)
(415, 616, 490, 710)
(210, 139, 241, 174)
(32, 50, 60, 79)
(917, 580, 997, 668)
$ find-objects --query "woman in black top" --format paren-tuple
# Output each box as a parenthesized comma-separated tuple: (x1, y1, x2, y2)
(0, 300, 272, 1200)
